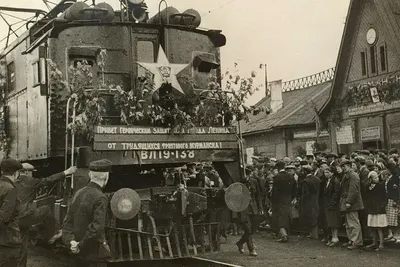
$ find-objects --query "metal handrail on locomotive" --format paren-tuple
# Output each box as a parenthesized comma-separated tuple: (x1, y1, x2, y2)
(0, 0, 250, 263)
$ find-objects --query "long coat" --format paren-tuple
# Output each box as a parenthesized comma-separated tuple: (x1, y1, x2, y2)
(323, 177, 341, 211)
(299, 174, 320, 228)
(340, 170, 364, 212)
(62, 182, 110, 262)
(365, 183, 387, 215)
(271, 170, 296, 229)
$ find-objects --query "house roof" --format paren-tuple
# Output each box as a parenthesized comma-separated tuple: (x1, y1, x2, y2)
(241, 81, 332, 135)
(321, 0, 400, 116)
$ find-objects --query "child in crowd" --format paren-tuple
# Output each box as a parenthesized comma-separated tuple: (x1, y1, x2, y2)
(365, 171, 388, 251)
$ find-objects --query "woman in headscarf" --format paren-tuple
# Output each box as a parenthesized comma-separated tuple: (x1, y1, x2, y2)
(323, 166, 342, 247)
(364, 171, 387, 251)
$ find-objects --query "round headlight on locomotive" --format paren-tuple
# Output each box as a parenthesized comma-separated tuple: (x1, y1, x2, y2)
(110, 188, 141, 220)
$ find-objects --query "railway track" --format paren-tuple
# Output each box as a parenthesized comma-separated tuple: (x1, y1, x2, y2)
(109, 257, 243, 267)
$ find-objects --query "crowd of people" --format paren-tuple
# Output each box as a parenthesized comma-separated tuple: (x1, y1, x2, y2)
(243, 148, 400, 253)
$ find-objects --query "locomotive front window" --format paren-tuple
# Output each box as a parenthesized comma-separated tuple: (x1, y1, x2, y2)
(192, 52, 218, 89)
(71, 57, 96, 68)
(32, 61, 40, 87)
(137, 40, 155, 78)
(6, 62, 15, 94)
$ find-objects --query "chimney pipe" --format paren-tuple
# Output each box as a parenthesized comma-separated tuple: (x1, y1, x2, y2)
(270, 79, 283, 113)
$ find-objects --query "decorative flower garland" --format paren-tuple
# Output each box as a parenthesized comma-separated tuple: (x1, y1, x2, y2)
(327, 74, 400, 125)
(49, 53, 260, 142)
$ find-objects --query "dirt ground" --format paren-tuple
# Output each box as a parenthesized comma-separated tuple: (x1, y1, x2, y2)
(28, 232, 400, 267)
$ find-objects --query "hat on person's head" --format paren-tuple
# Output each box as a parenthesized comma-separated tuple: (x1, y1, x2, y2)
(300, 160, 309, 166)
(276, 160, 286, 170)
(22, 163, 36, 171)
(89, 159, 112, 172)
(360, 150, 370, 156)
(302, 165, 313, 173)
(355, 156, 366, 164)
(368, 170, 379, 179)
(389, 148, 398, 155)
(320, 159, 328, 165)
(365, 160, 374, 167)
(1, 158, 23, 175)
(283, 157, 291, 163)
(326, 152, 338, 158)
(285, 165, 296, 170)
(270, 158, 277, 162)
(340, 159, 352, 167)
(313, 151, 321, 156)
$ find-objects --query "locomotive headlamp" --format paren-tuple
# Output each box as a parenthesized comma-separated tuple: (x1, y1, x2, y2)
(118, 198, 133, 213)
(110, 188, 141, 220)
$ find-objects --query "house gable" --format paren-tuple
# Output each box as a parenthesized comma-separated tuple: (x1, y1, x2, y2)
(346, 0, 400, 85)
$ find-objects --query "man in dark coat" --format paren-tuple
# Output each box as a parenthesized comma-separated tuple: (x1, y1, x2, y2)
(62, 159, 112, 267)
(299, 165, 321, 239)
(0, 158, 23, 267)
(271, 161, 296, 242)
(236, 167, 262, 256)
(15, 163, 77, 267)
(340, 160, 364, 250)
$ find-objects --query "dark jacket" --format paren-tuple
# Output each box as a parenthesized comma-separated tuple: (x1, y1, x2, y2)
(299, 174, 320, 228)
(323, 177, 341, 211)
(271, 170, 296, 229)
(365, 183, 387, 215)
(244, 177, 262, 215)
(15, 172, 65, 218)
(385, 174, 400, 201)
(0, 176, 21, 247)
(340, 170, 364, 212)
(62, 182, 110, 261)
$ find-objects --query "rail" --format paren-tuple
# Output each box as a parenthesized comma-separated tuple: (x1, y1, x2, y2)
(280, 67, 335, 92)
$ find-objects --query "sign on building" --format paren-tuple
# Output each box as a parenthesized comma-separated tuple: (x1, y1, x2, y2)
(246, 147, 254, 165)
(336, 126, 354, 144)
(361, 126, 380, 141)
(306, 141, 316, 155)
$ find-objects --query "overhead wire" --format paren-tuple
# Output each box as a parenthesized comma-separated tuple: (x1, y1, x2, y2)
(202, 0, 239, 17)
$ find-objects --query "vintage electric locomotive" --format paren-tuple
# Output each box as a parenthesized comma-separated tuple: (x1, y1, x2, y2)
(0, 0, 249, 264)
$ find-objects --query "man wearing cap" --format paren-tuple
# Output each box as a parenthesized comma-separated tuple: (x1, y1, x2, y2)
(299, 165, 320, 239)
(271, 161, 296, 242)
(15, 164, 77, 267)
(326, 153, 338, 167)
(62, 159, 112, 266)
(286, 165, 300, 227)
(340, 160, 364, 250)
(0, 158, 23, 267)
(235, 166, 262, 256)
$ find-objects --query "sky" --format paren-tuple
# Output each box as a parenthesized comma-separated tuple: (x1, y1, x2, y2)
(0, 0, 350, 105)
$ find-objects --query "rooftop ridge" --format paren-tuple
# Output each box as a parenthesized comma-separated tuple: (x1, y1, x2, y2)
(279, 67, 335, 92)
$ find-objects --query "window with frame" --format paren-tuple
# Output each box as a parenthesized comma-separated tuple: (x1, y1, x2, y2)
(370, 46, 376, 74)
(380, 45, 387, 72)
(32, 61, 40, 87)
(137, 40, 155, 78)
(361, 51, 367, 76)
(6, 62, 15, 94)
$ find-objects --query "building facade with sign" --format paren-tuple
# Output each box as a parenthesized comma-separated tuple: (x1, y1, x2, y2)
(241, 69, 333, 159)
(321, 0, 400, 153)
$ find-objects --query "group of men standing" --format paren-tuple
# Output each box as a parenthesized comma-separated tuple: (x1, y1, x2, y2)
(0, 157, 113, 267)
